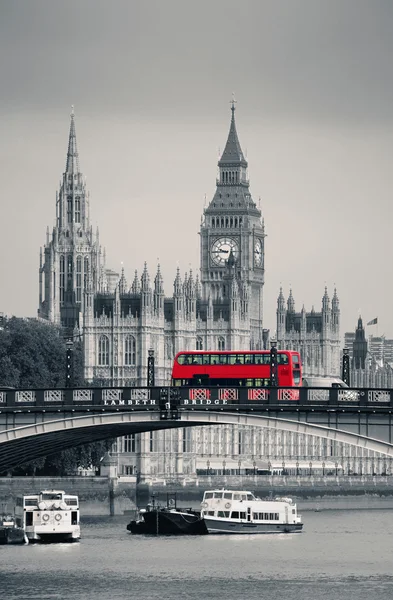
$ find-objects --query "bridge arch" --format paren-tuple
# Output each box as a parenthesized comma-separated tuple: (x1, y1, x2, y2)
(1, 411, 393, 473)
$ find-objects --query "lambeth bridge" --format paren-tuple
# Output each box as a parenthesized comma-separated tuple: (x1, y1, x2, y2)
(1, 385, 393, 475)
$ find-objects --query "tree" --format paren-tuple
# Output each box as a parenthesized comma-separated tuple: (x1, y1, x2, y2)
(0, 317, 112, 475)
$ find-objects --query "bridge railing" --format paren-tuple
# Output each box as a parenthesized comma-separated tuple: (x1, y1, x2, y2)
(0, 385, 392, 411)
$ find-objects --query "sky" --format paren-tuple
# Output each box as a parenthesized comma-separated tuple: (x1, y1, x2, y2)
(0, 0, 392, 339)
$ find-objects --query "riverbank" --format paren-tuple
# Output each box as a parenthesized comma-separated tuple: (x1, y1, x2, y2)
(1, 475, 393, 515)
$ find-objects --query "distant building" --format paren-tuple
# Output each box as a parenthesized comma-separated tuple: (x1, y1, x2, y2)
(344, 320, 393, 388)
(276, 287, 341, 377)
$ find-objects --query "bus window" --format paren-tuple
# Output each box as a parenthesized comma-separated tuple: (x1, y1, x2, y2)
(177, 354, 188, 365)
(228, 355, 237, 365)
(191, 355, 202, 365)
(277, 353, 289, 364)
(210, 354, 220, 364)
(218, 355, 227, 365)
(245, 379, 253, 387)
(202, 354, 210, 365)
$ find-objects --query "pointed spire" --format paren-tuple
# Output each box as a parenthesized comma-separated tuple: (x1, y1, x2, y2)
(131, 270, 140, 294)
(195, 274, 202, 299)
(332, 287, 339, 310)
(154, 263, 164, 294)
(277, 287, 285, 310)
(66, 106, 80, 174)
(174, 267, 182, 296)
(141, 262, 150, 291)
(322, 286, 330, 310)
(287, 288, 295, 312)
(118, 267, 127, 294)
(219, 97, 247, 166)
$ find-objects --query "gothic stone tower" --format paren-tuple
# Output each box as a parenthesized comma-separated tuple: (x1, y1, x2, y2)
(276, 287, 340, 376)
(38, 110, 102, 328)
(200, 101, 266, 349)
(353, 316, 368, 370)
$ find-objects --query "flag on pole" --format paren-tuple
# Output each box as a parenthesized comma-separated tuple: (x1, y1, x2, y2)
(367, 318, 378, 326)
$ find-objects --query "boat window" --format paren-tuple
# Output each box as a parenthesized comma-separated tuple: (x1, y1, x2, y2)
(217, 511, 230, 518)
(246, 494, 255, 501)
(252, 513, 260, 520)
(223, 492, 232, 500)
(241, 494, 248, 502)
(24, 499, 38, 507)
(65, 497, 78, 506)
(292, 509, 296, 514)
(269, 513, 274, 520)
(264, 513, 269, 520)
(233, 493, 241, 500)
(207, 511, 215, 516)
(239, 512, 246, 520)
(204, 492, 213, 500)
(41, 493, 62, 501)
(231, 511, 239, 519)
(275, 514, 279, 520)
(25, 512, 33, 526)
(213, 492, 223, 499)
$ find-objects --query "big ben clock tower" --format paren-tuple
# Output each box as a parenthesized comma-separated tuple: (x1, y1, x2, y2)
(200, 100, 266, 348)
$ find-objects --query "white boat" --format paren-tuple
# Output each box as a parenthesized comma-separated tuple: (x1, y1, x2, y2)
(200, 489, 303, 534)
(14, 489, 80, 543)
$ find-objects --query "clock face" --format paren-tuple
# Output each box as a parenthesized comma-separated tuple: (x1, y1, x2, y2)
(210, 237, 239, 266)
(254, 239, 262, 266)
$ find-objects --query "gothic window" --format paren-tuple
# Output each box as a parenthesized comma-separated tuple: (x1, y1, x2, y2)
(124, 336, 136, 366)
(124, 434, 136, 453)
(230, 217, 233, 227)
(218, 336, 225, 351)
(212, 218, 215, 228)
(59, 255, 65, 303)
(75, 197, 81, 223)
(221, 218, 224, 228)
(234, 218, 238, 227)
(76, 256, 82, 303)
(84, 257, 89, 289)
(225, 217, 229, 227)
(67, 196, 72, 223)
(98, 335, 110, 366)
(196, 337, 203, 351)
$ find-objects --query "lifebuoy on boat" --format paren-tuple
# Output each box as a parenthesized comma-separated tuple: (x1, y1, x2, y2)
(201, 502, 208, 508)
(55, 513, 62, 521)
(42, 513, 50, 522)
(225, 502, 231, 509)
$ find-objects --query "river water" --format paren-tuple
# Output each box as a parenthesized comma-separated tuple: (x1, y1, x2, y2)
(1, 507, 392, 600)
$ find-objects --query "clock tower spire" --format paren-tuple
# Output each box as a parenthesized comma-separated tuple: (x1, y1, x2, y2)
(200, 101, 266, 349)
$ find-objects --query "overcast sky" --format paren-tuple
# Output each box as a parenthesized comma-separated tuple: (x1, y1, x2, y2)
(0, 0, 392, 339)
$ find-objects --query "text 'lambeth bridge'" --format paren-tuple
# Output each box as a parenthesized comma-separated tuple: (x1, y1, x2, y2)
(1, 385, 393, 474)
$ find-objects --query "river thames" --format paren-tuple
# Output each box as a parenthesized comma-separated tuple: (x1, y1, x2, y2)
(1, 507, 392, 600)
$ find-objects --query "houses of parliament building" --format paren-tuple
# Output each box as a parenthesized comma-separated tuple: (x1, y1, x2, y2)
(37, 104, 344, 480)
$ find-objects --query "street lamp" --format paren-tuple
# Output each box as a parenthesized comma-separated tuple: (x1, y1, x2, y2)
(335, 461, 339, 477)
(282, 460, 286, 476)
(222, 460, 226, 476)
(207, 459, 210, 475)
(268, 460, 272, 475)
(253, 460, 257, 476)
(322, 461, 325, 477)
(238, 460, 241, 476)
(309, 461, 312, 477)
(296, 461, 300, 477)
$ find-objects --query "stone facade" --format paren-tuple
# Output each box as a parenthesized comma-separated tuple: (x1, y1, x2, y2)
(276, 287, 341, 377)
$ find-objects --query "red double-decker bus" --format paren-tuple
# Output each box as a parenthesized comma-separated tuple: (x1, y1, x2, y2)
(171, 350, 302, 387)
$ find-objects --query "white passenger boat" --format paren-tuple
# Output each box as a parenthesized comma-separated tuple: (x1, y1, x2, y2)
(200, 489, 303, 534)
(14, 489, 80, 543)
